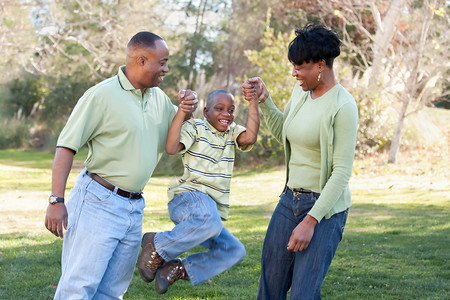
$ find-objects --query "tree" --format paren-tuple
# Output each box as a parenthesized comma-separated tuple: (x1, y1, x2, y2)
(244, 16, 296, 107)
(159, 0, 230, 94)
(369, 0, 407, 89)
(387, 0, 448, 163)
(0, 0, 170, 80)
(279, 0, 449, 162)
(0, 1, 39, 83)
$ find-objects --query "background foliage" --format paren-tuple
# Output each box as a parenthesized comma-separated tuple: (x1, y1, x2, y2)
(0, 0, 448, 164)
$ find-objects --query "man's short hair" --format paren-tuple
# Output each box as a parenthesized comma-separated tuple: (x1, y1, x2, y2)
(127, 32, 163, 50)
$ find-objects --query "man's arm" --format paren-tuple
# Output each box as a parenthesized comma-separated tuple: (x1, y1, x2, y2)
(44, 147, 74, 239)
(236, 98, 260, 146)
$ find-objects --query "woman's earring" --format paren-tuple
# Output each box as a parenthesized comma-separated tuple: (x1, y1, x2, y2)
(317, 72, 321, 82)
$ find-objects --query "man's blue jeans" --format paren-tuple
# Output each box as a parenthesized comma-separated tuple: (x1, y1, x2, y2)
(257, 188, 348, 300)
(54, 170, 144, 299)
(154, 191, 246, 286)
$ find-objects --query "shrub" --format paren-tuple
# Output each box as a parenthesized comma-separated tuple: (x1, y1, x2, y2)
(352, 87, 396, 155)
(0, 118, 31, 149)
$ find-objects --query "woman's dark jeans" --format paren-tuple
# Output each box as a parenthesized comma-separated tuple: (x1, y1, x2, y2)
(257, 187, 348, 300)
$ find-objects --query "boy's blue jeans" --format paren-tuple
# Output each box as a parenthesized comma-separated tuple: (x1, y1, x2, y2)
(55, 169, 144, 299)
(154, 191, 246, 286)
(257, 187, 348, 300)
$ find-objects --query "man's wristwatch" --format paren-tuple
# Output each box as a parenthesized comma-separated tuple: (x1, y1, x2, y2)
(49, 195, 65, 205)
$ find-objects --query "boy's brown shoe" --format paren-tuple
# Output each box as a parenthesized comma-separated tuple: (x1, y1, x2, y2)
(137, 232, 164, 282)
(155, 259, 189, 294)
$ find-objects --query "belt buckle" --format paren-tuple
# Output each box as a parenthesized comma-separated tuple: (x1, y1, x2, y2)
(132, 192, 142, 199)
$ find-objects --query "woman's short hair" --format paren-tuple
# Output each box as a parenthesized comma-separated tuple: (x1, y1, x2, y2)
(288, 23, 341, 67)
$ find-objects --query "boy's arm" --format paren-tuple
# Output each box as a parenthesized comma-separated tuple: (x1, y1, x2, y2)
(166, 109, 187, 155)
(236, 98, 259, 146)
(166, 90, 195, 155)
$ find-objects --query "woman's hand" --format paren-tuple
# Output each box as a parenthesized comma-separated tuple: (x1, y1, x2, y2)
(287, 215, 318, 252)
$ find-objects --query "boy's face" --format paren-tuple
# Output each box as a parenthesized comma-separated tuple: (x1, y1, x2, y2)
(204, 93, 235, 132)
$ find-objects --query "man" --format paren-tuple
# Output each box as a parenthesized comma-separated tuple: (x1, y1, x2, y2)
(44, 32, 198, 299)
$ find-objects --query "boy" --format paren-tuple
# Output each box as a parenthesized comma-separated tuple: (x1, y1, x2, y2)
(137, 89, 259, 294)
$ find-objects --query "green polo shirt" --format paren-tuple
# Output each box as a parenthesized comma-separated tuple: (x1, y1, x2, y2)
(57, 66, 177, 192)
(167, 118, 251, 220)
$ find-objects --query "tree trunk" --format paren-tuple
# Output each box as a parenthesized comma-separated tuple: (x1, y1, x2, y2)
(187, 0, 208, 90)
(387, 1, 435, 163)
(369, 0, 406, 90)
(387, 97, 409, 163)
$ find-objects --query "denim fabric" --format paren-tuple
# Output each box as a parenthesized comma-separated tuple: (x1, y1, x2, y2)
(154, 191, 245, 286)
(257, 188, 348, 300)
(54, 169, 145, 300)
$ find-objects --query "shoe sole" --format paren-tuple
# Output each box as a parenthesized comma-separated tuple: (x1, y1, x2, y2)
(155, 267, 169, 294)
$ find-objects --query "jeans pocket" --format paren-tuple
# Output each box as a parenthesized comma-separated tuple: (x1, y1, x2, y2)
(335, 209, 348, 241)
(84, 180, 113, 204)
(168, 193, 190, 224)
(66, 185, 84, 231)
(341, 209, 348, 233)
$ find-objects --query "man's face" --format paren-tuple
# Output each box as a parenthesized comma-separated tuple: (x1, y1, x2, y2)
(138, 39, 169, 89)
(203, 93, 235, 132)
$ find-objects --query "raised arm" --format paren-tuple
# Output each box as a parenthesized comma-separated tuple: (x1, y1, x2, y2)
(236, 98, 259, 146)
(242, 77, 287, 142)
(166, 90, 196, 154)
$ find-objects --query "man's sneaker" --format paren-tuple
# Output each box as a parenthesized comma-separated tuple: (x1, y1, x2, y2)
(155, 259, 189, 294)
(137, 232, 164, 282)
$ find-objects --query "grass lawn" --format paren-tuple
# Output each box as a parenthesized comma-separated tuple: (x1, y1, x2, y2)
(0, 145, 448, 299)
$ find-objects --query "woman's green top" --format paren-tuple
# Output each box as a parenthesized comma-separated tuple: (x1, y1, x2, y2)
(260, 83, 359, 222)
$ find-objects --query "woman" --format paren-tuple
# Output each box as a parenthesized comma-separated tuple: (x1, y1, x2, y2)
(242, 23, 358, 299)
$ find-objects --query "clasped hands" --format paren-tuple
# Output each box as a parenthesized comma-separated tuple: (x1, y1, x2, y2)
(241, 77, 270, 103)
(177, 89, 198, 114)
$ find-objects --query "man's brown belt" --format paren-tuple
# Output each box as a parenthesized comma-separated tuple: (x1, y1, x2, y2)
(86, 170, 142, 199)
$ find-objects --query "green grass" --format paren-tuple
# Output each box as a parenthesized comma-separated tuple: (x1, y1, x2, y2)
(0, 149, 449, 299)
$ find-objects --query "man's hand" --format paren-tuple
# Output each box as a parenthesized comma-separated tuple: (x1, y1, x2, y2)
(178, 89, 198, 114)
(45, 203, 68, 239)
(242, 77, 269, 103)
(287, 214, 318, 252)
(45, 147, 73, 239)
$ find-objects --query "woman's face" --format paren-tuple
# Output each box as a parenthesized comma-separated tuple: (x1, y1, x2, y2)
(291, 61, 321, 92)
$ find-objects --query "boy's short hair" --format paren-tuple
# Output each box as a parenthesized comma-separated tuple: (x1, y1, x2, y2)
(206, 90, 233, 107)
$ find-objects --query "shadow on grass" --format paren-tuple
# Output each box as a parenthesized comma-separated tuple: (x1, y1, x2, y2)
(0, 202, 448, 299)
